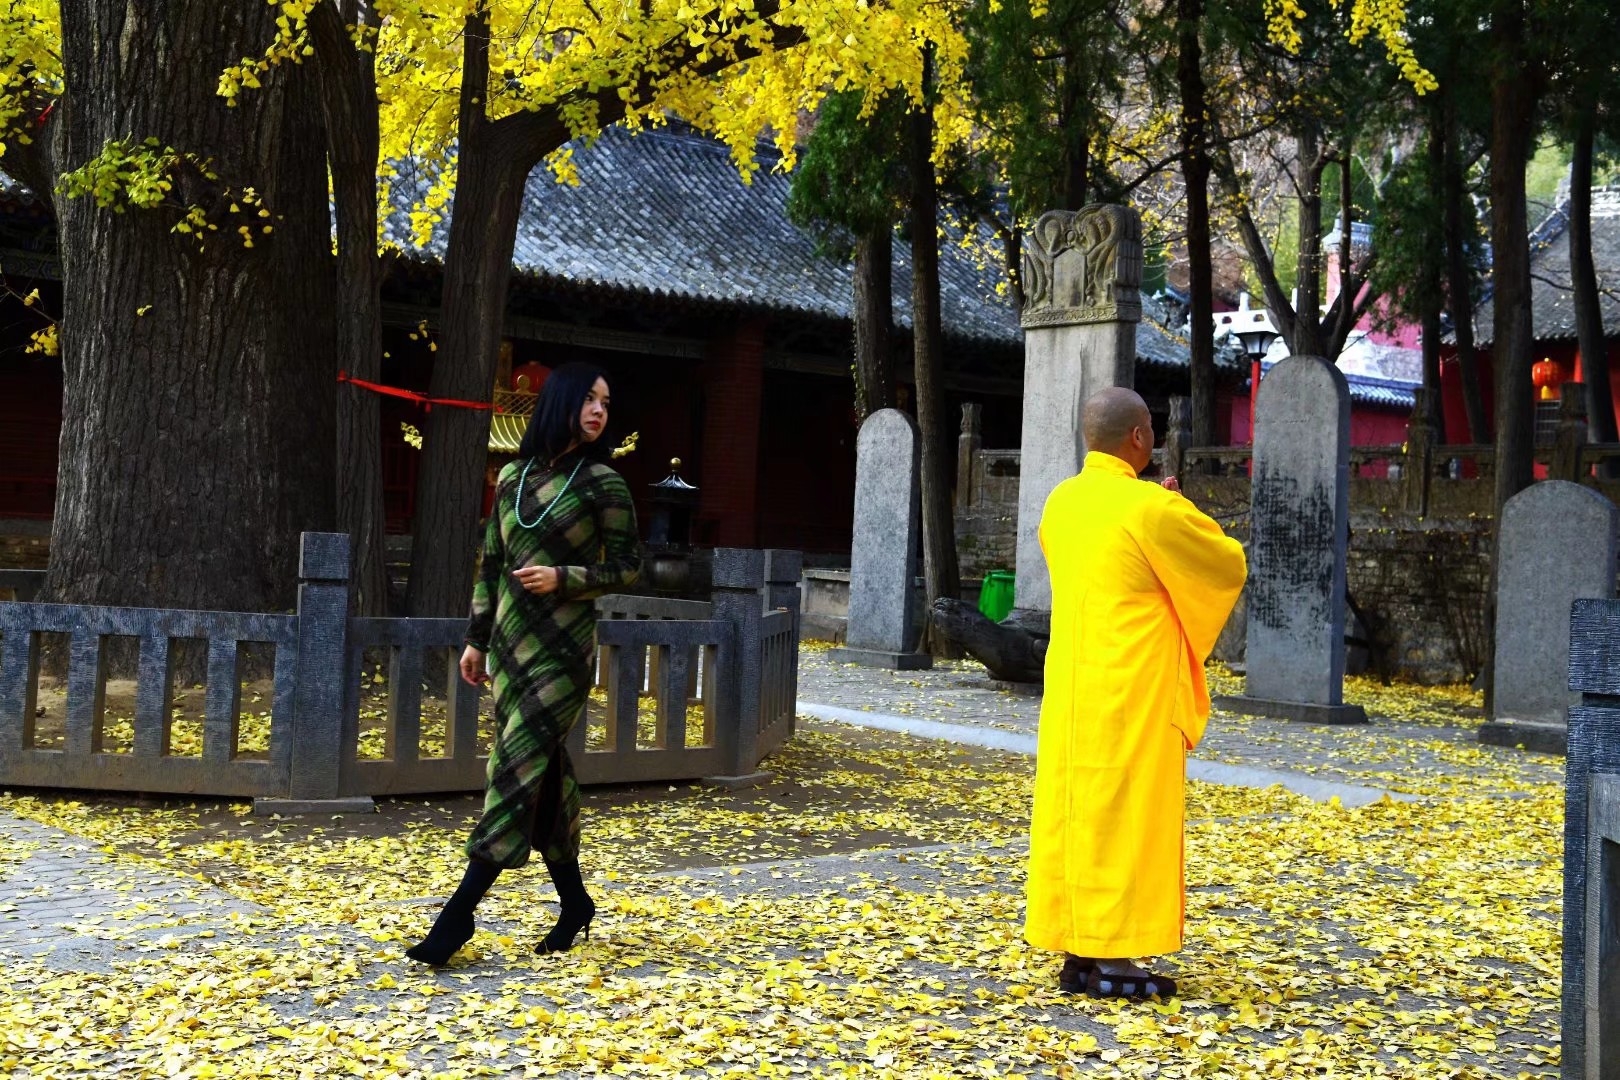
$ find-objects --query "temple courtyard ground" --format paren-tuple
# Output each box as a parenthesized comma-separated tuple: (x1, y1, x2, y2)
(0, 645, 1564, 1078)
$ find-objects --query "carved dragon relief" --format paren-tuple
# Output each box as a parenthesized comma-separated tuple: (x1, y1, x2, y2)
(1019, 205, 1143, 328)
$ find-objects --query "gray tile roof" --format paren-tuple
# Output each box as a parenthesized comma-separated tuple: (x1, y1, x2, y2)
(1471, 188, 1620, 346)
(382, 125, 1194, 365)
(4, 131, 1197, 365)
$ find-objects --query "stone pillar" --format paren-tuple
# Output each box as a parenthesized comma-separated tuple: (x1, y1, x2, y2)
(709, 548, 767, 782)
(1012, 206, 1141, 623)
(831, 409, 930, 669)
(957, 403, 982, 512)
(1563, 598, 1620, 1078)
(1215, 356, 1366, 724)
(260, 532, 375, 815)
(1478, 481, 1618, 754)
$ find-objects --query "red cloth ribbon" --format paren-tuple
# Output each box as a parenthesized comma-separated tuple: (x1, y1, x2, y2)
(338, 371, 499, 413)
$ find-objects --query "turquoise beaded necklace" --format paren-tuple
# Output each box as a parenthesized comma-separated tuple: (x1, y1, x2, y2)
(515, 455, 585, 529)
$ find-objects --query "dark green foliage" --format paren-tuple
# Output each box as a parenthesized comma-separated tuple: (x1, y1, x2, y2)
(1369, 139, 1484, 334)
(785, 89, 908, 254)
(960, 0, 1127, 216)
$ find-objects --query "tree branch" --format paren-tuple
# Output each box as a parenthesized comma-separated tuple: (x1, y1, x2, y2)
(0, 92, 57, 212)
(1227, 195, 1298, 345)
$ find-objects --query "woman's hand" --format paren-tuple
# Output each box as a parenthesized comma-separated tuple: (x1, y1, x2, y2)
(459, 644, 489, 687)
(513, 565, 561, 595)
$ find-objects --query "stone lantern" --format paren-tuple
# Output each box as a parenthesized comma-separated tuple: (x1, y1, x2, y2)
(643, 458, 701, 595)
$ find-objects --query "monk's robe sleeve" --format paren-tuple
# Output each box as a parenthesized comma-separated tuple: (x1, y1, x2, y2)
(554, 470, 643, 601)
(1140, 495, 1247, 749)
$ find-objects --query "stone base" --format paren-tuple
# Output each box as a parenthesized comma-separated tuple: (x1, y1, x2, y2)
(701, 770, 777, 791)
(829, 646, 933, 671)
(1476, 719, 1567, 755)
(1214, 695, 1368, 725)
(799, 613, 847, 643)
(252, 796, 377, 816)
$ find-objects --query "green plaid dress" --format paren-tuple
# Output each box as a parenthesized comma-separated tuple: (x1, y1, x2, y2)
(464, 453, 641, 869)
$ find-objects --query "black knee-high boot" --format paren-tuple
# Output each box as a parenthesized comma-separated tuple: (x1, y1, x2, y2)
(405, 859, 501, 965)
(537, 856, 595, 954)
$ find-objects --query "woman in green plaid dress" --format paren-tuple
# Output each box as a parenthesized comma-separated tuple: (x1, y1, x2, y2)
(407, 362, 641, 966)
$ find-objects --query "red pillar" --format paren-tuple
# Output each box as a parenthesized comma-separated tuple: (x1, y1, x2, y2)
(1249, 358, 1262, 443)
(698, 320, 766, 547)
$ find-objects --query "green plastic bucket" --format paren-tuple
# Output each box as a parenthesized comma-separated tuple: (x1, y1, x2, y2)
(978, 570, 1016, 623)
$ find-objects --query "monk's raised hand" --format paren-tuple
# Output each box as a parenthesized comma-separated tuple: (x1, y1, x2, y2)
(1161, 476, 1180, 493)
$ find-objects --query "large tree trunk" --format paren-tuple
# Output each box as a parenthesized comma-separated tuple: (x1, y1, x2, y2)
(1178, 0, 1217, 452)
(908, 46, 961, 631)
(1293, 129, 1326, 357)
(1059, 51, 1090, 212)
(46, 2, 336, 625)
(1442, 100, 1489, 443)
(1483, 0, 1539, 711)
(401, 11, 800, 617)
(853, 225, 896, 421)
(1488, 3, 1537, 524)
(1571, 107, 1617, 462)
(404, 24, 539, 618)
(311, 0, 390, 616)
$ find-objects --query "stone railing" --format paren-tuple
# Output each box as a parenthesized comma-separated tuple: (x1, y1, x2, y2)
(1156, 388, 1620, 517)
(0, 535, 801, 811)
(583, 549, 800, 785)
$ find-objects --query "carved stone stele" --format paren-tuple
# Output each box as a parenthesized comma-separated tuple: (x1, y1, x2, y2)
(1019, 205, 1143, 328)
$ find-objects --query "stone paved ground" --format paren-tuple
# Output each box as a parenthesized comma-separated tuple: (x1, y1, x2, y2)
(0, 646, 1567, 1078)
(796, 647, 1565, 798)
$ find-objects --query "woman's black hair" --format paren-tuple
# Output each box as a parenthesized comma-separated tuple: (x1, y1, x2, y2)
(517, 361, 611, 462)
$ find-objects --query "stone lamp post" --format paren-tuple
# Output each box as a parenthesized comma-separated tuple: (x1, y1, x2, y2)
(644, 458, 701, 596)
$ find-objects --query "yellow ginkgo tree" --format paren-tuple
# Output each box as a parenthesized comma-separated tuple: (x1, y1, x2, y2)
(0, 0, 966, 620)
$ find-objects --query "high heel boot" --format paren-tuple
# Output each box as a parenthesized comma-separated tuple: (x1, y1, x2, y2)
(405, 859, 500, 965)
(537, 855, 596, 954)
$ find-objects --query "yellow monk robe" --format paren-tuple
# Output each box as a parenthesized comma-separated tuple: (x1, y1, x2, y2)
(1025, 451, 1247, 959)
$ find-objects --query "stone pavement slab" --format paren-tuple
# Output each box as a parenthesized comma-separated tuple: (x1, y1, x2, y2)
(0, 812, 259, 966)
(0, 647, 1565, 1078)
(795, 700, 1417, 808)
(798, 647, 1564, 798)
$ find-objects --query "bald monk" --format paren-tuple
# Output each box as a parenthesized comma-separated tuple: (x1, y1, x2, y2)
(1025, 387, 1247, 999)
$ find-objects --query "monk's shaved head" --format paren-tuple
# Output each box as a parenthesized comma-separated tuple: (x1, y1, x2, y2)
(1082, 386, 1151, 455)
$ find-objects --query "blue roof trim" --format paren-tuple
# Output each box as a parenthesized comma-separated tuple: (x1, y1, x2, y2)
(1252, 363, 1418, 410)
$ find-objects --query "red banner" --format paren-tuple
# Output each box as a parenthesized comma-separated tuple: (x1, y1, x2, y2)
(338, 371, 499, 413)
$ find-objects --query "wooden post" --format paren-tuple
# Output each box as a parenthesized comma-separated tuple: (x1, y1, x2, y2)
(1403, 387, 1435, 515)
(1164, 396, 1192, 481)
(957, 403, 982, 512)
(1554, 384, 1589, 482)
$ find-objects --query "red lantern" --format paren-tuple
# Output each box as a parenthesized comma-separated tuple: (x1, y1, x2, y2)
(1531, 358, 1563, 401)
